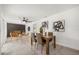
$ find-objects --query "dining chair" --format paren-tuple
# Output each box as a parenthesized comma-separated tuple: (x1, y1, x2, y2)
(36, 33, 46, 53)
(48, 32, 53, 41)
(48, 32, 56, 48)
(31, 33, 37, 46)
(36, 33, 42, 45)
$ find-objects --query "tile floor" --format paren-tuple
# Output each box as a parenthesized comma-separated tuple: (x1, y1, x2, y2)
(1, 40, 79, 55)
(32, 43, 79, 55)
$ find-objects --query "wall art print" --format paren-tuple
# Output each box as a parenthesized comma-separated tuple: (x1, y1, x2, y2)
(42, 21, 48, 29)
(53, 20, 65, 32)
(27, 26, 30, 31)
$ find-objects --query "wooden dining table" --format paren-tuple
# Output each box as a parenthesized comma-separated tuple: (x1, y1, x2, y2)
(31, 33, 56, 55)
(42, 36, 52, 54)
(42, 35, 56, 55)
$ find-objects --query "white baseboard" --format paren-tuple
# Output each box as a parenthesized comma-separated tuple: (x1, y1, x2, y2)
(56, 42, 79, 51)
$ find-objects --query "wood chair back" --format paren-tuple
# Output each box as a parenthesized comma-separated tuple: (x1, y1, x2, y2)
(36, 33, 43, 45)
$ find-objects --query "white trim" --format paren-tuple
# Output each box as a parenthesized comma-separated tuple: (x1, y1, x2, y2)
(56, 41, 79, 51)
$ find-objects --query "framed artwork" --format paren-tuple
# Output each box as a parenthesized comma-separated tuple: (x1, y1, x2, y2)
(42, 21, 48, 29)
(27, 26, 30, 31)
(53, 20, 65, 32)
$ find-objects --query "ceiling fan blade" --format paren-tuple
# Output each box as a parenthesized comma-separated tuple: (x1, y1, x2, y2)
(28, 21, 32, 22)
(23, 20, 32, 22)
(22, 17, 32, 23)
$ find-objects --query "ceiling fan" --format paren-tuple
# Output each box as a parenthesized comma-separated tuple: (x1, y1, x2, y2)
(22, 17, 32, 23)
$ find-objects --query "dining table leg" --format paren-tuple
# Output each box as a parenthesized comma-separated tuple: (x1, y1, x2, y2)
(46, 38, 49, 55)
(31, 38, 33, 46)
(53, 36, 56, 48)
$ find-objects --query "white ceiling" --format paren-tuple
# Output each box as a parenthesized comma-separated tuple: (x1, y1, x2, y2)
(2, 4, 79, 21)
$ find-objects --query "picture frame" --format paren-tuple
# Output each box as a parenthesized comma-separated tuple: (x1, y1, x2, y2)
(42, 21, 48, 29)
(27, 26, 30, 31)
(53, 20, 65, 32)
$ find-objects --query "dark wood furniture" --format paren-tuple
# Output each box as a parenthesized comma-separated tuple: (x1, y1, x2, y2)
(31, 32, 56, 55)
(42, 36, 52, 54)
(42, 32, 56, 55)
(36, 33, 46, 53)
(53, 36, 56, 48)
